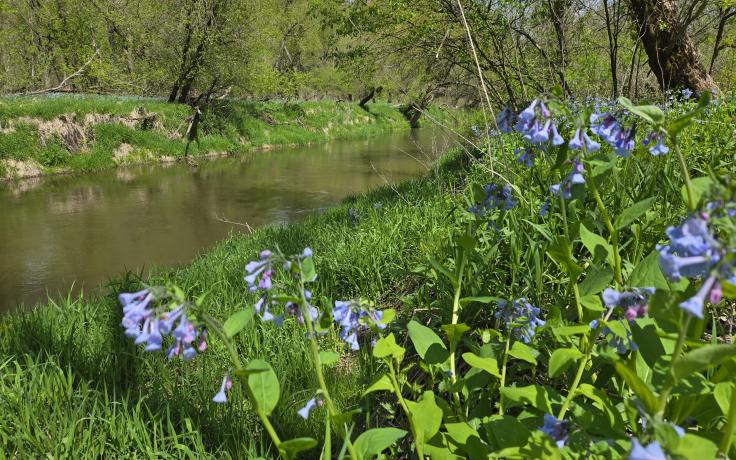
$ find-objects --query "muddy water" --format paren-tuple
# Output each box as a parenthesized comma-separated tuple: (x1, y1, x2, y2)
(0, 129, 453, 310)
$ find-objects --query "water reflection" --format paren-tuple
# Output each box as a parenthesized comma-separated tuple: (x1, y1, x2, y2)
(0, 129, 454, 310)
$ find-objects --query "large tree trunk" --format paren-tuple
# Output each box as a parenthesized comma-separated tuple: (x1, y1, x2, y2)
(629, 0, 717, 93)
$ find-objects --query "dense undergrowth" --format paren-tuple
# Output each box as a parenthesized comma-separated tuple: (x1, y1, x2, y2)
(2, 94, 736, 458)
(0, 94, 455, 180)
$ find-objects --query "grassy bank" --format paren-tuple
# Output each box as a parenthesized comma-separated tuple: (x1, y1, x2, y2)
(1, 98, 735, 458)
(0, 94, 459, 180)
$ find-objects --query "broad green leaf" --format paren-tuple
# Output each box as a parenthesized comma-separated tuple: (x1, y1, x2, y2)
(223, 308, 254, 338)
(354, 428, 407, 459)
(462, 352, 501, 378)
(723, 279, 736, 299)
(579, 265, 614, 296)
(459, 296, 503, 306)
(547, 236, 583, 279)
(508, 341, 539, 365)
(580, 294, 604, 311)
(714, 382, 733, 415)
(444, 422, 488, 457)
(576, 384, 626, 435)
(319, 351, 339, 366)
(671, 434, 719, 459)
(548, 348, 583, 377)
(615, 197, 656, 230)
(500, 385, 553, 414)
(613, 361, 658, 415)
(484, 415, 531, 450)
(363, 374, 393, 396)
(246, 359, 280, 415)
(442, 323, 471, 347)
(551, 325, 590, 337)
(618, 97, 664, 125)
(673, 344, 736, 380)
(373, 333, 405, 361)
(628, 251, 669, 289)
(301, 256, 317, 282)
(680, 177, 713, 207)
(279, 437, 317, 456)
(580, 224, 613, 265)
(406, 391, 443, 444)
(408, 320, 449, 365)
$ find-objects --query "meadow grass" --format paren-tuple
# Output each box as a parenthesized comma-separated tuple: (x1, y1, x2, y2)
(0, 98, 734, 458)
(0, 94, 460, 178)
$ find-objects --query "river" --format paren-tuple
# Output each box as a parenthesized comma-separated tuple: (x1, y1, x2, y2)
(0, 129, 453, 311)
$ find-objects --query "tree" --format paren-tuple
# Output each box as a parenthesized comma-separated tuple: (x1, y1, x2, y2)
(628, 0, 717, 92)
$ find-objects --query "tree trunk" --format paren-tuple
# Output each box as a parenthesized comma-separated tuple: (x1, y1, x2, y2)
(709, 8, 736, 75)
(628, 0, 717, 93)
(358, 88, 376, 109)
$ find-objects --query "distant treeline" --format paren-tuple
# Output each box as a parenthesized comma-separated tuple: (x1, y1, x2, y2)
(0, 1, 733, 107)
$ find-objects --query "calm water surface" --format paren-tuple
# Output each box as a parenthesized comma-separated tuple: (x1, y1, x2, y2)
(0, 129, 453, 310)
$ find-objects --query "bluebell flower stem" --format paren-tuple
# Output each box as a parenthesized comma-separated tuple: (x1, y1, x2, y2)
(201, 314, 285, 456)
(585, 171, 623, 287)
(719, 380, 736, 456)
(657, 315, 692, 416)
(448, 254, 467, 406)
(297, 278, 359, 460)
(387, 360, 425, 459)
(673, 142, 696, 211)
(498, 335, 511, 415)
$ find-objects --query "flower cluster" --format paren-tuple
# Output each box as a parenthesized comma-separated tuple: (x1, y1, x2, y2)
(515, 99, 564, 147)
(120, 289, 206, 360)
(332, 299, 387, 350)
(495, 106, 514, 133)
(245, 250, 275, 292)
(657, 214, 735, 318)
(540, 414, 569, 448)
(568, 127, 600, 152)
(254, 291, 319, 327)
(602, 287, 655, 321)
(469, 183, 517, 217)
(589, 112, 637, 157)
(549, 157, 585, 200)
(495, 298, 545, 343)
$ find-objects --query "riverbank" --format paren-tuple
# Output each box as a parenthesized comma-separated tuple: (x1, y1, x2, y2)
(2, 98, 734, 457)
(0, 94, 462, 181)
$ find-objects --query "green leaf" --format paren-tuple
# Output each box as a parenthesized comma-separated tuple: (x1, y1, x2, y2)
(580, 294, 604, 311)
(579, 265, 614, 296)
(428, 256, 458, 287)
(484, 415, 531, 450)
(223, 308, 254, 338)
(442, 323, 471, 349)
(615, 197, 656, 230)
(354, 428, 407, 459)
(500, 385, 553, 414)
(548, 348, 583, 377)
(673, 344, 736, 381)
(319, 351, 339, 366)
(628, 251, 669, 289)
(508, 341, 539, 365)
(363, 374, 393, 396)
(408, 320, 449, 365)
(459, 296, 503, 306)
(462, 352, 501, 378)
(618, 97, 665, 125)
(714, 382, 733, 415)
(575, 384, 626, 435)
(613, 361, 658, 415)
(406, 391, 443, 444)
(547, 236, 583, 279)
(373, 333, 405, 362)
(723, 279, 736, 299)
(246, 359, 280, 415)
(680, 176, 713, 207)
(279, 438, 317, 456)
(444, 422, 487, 458)
(551, 325, 590, 337)
(580, 224, 613, 265)
(671, 434, 719, 459)
(301, 256, 317, 282)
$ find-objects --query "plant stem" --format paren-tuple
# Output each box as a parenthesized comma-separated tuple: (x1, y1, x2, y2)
(719, 381, 736, 456)
(586, 172, 623, 287)
(673, 142, 696, 211)
(299, 279, 359, 460)
(388, 360, 425, 459)
(498, 335, 511, 415)
(448, 254, 467, 392)
(657, 315, 692, 416)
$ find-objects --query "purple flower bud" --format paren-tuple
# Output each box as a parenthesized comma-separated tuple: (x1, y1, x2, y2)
(213, 375, 233, 404)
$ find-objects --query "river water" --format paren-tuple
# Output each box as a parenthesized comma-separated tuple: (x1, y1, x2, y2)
(0, 129, 453, 311)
